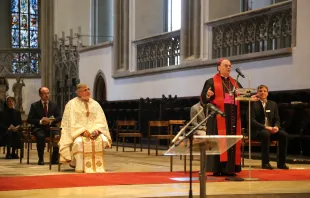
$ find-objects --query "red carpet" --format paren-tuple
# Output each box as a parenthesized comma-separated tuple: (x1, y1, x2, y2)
(1, 169, 310, 191)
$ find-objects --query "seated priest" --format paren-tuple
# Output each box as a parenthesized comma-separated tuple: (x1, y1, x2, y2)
(250, 85, 289, 170)
(190, 101, 206, 135)
(59, 83, 112, 173)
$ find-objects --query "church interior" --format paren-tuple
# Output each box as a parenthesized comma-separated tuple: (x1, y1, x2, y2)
(1, 0, 310, 197)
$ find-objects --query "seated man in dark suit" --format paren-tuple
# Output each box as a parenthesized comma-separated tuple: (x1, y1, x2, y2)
(27, 87, 61, 165)
(250, 85, 289, 170)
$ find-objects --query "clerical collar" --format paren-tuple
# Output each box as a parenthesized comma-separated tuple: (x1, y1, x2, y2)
(220, 76, 230, 80)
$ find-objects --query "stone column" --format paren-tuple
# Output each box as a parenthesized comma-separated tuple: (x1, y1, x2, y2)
(113, 0, 129, 73)
(180, 0, 201, 61)
(40, 0, 54, 90)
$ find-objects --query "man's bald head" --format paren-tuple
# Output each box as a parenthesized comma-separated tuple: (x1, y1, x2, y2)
(39, 87, 50, 102)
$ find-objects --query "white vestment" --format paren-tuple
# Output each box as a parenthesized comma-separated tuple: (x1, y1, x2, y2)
(59, 97, 111, 173)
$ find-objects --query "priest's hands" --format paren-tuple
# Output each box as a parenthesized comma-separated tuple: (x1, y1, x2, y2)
(82, 130, 91, 138)
(206, 87, 214, 99)
(90, 131, 100, 139)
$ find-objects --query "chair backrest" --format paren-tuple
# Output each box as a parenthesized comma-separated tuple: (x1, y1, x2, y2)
(148, 121, 169, 136)
(117, 120, 137, 127)
(169, 120, 186, 136)
(116, 120, 138, 134)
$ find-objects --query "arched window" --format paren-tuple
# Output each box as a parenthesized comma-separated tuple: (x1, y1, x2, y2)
(11, 0, 39, 73)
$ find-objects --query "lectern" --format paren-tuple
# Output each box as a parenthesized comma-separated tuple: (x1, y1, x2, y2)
(165, 135, 243, 198)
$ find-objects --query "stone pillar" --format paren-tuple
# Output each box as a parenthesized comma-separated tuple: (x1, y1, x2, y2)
(40, 0, 54, 90)
(181, 0, 201, 61)
(113, 0, 129, 73)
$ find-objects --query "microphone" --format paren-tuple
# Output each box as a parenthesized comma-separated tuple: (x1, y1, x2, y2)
(207, 103, 226, 117)
(235, 68, 245, 78)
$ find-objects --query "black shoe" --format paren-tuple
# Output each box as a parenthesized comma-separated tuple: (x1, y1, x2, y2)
(262, 163, 273, 170)
(277, 164, 289, 169)
(38, 160, 44, 165)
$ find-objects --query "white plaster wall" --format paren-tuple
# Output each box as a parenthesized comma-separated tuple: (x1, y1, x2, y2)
(79, 0, 310, 101)
(6, 78, 41, 115)
(54, 0, 92, 46)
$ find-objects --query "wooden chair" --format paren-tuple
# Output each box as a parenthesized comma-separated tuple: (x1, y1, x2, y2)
(241, 128, 277, 167)
(168, 120, 187, 172)
(116, 120, 142, 152)
(20, 122, 51, 164)
(148, 121, 170, 156)
(48, 126, 62, 171)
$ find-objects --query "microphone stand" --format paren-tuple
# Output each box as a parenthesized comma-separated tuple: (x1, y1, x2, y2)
(240, 68, 259, 181)
(175, 111, 216, 198)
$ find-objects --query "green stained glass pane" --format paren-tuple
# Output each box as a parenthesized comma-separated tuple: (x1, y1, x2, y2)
(20, 14, 28, 29)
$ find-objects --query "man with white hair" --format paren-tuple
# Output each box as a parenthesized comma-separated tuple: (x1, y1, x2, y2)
(59, 83, 111, 173)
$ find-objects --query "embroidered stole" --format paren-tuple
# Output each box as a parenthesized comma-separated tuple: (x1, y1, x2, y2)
(82, 136, 105, 173)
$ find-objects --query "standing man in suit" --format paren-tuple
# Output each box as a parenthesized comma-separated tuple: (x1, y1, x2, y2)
(190, 102, 206, 135)
(250, 85, 289, 170)
(27, 87, 61, 165)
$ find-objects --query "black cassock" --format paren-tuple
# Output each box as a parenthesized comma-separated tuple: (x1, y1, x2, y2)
(200, 75, 242, 174)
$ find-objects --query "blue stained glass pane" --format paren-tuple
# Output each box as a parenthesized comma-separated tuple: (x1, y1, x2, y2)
(11, 29, 20, 46)
(30, 15, 38, 30)
(30, 0, 38, 14)
(20, 0, 29, 13)
(20, 30, 28, 48)
(30, 56, 38, 73)
(30, 31, 38, 48)
(12, 62, 19, 74)
(20, 14, 28, 29)
(12, 14, 19, 28)
(11, 0, 19, 12)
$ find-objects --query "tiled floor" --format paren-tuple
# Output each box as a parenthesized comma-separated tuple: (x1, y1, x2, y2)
(0, 145, 310, 198)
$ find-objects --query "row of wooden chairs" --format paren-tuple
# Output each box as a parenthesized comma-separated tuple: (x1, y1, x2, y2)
(115, 120, 187, 172)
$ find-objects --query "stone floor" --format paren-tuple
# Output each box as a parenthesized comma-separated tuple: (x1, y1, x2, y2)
(0, 145, 310, 198)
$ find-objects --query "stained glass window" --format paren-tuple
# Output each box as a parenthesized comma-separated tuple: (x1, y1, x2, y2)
(11, 0, 39, 73)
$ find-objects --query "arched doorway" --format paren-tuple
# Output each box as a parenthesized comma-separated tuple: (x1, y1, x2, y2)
(93, 70, 107, 102)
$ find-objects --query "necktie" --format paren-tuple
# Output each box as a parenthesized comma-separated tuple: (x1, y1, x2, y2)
(43, 102, 48, 116)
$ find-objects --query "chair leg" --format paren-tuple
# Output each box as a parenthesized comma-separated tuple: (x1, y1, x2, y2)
(134, 137, 136, 152)
(242, 143, 245, 168)
(170, 156, 173, 172)
(27, 143, 30, 164)
(184, 155, 187, 173)
(20, 142, 24, 163)
(116, 136, 119, 151)
(58, 154, 61, 172)
(155, 139, 158, 156)
(148, 137, 150, 155)
(122, 137, 125, 152)
(140, 137, 143, 152)
(2, 147, 5, 154)
(49, 145, 52, 170)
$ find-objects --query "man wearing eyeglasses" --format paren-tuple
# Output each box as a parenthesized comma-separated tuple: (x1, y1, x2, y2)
(59, 83, 111, 173)
(28, 87, 62, 165)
